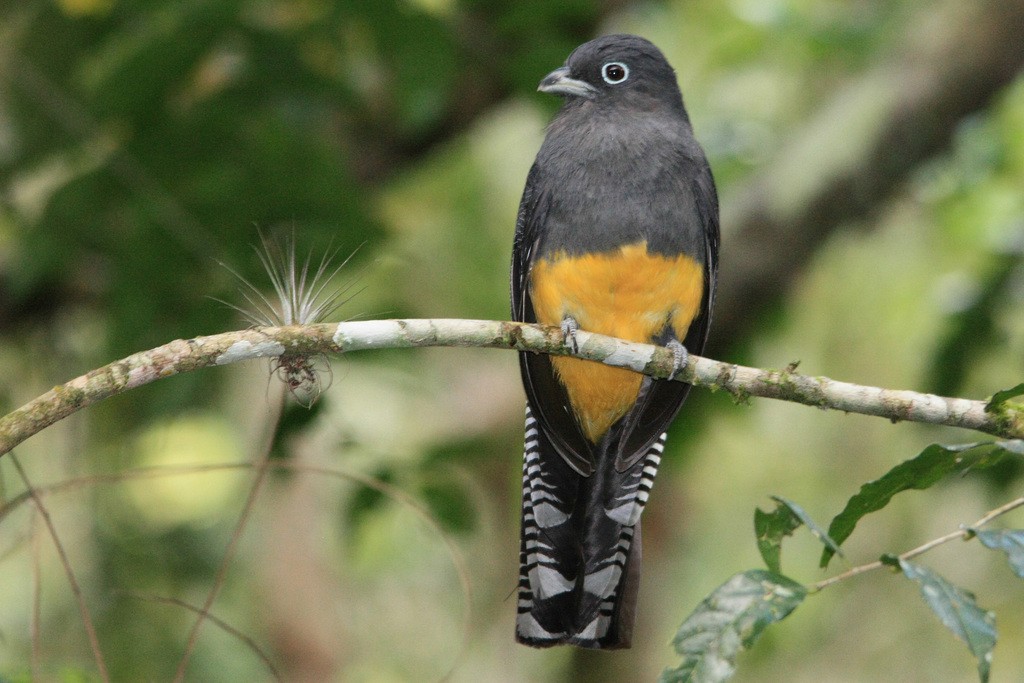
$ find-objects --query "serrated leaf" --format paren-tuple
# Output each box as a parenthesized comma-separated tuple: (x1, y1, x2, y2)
(771, 496, 844, 559)
(754, 502, 801, 574)
(660, 570, 807, 683)
(976, 529, 1024, 578)
(899, 560, 996, 683)
(985, 382, 1024, 412)
(820, 443, 1001, 568)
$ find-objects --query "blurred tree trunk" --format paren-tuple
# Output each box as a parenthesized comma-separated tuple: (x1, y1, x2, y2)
(572, 0, 1024, 680)
(259, 462, 349, 681)
(709, 0, 1024, 356)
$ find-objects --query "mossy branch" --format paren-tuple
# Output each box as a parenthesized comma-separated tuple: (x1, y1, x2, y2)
(1, 318, 1021, 456)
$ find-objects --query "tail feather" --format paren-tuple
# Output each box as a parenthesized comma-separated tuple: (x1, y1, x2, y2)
(516, 406, 666, 648)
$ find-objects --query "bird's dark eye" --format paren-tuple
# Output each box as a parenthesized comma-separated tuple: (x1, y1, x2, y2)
(601, 62, 629, 84)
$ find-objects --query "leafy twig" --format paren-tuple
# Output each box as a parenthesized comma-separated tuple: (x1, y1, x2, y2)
(810, 496, 1024, 592)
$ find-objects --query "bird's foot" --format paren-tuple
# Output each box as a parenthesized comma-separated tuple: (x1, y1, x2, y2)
(561, 316, 580, 354)
(666, 340, 689, 380)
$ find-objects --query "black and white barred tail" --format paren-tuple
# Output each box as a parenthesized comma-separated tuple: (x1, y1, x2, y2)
(515, 406, 666, 649)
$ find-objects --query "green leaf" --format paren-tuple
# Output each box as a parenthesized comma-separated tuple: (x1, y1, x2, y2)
(820, 443, 1002, 567)
(771, 496, 844, 559)
(754, 502, 801, 574)
(976, 529, 1024, 578)
(754, 497, 843, 574)
(899, 560, 996, 683)
(660, 570, 807, 683)
(985, 382, 1024, 412)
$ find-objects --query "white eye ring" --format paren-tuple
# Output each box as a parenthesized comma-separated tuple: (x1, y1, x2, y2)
(601, 62, 629, 84)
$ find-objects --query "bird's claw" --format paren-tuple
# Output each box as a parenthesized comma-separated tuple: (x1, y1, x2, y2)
(667, 340, 689, 380)
(561, 316, 580, 354)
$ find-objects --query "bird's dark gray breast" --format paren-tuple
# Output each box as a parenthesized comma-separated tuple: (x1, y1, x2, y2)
(533, 108, 707, 263)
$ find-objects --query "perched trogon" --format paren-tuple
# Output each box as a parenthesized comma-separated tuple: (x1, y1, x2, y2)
(511, 34, 719, 649)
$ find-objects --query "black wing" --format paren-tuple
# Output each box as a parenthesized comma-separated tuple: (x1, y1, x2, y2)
(511, 163, 594, 475)
(613, 156, 720, 469)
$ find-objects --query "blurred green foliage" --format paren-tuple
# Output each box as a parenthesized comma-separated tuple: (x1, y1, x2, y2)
(1, 0, 1023, 681)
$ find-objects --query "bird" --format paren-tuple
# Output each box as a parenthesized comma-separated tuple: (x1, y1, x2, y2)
(510, 34, 719, 649)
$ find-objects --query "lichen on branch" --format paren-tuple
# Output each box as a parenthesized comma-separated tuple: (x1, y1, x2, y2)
(1, 319, 1021, 457)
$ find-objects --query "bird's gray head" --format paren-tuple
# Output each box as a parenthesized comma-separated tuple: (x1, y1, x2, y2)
(538, 34, 686, 115)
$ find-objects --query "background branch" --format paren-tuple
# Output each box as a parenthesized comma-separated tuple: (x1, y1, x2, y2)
(809, 496, 1024, 593)
(1, 319, 1020, 457)
(712, 0, 1024, 352)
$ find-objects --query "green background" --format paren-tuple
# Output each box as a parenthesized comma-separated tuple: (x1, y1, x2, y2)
(1, 0, 1023, 680)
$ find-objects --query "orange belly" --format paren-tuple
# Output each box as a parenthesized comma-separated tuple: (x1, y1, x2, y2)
(529, 242, 704, 442)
